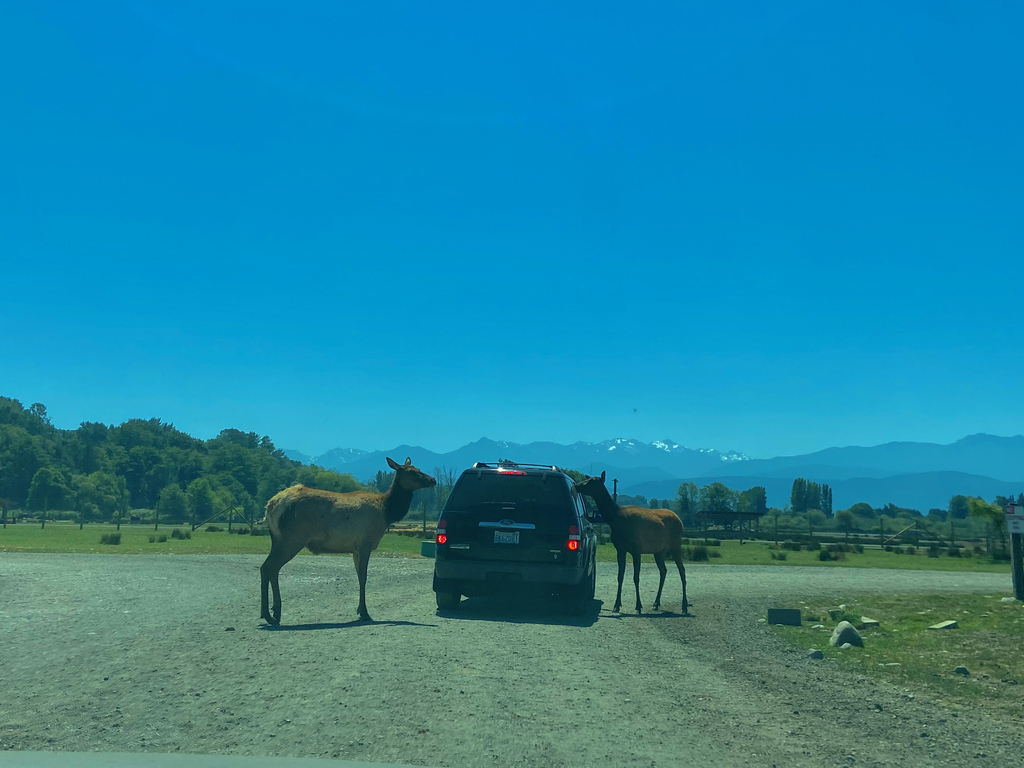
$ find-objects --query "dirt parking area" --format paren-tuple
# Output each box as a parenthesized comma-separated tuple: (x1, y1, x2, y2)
(1, 554, 1021, 767)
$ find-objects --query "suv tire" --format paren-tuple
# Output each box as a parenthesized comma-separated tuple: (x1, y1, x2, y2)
(436, 591, 461, 610)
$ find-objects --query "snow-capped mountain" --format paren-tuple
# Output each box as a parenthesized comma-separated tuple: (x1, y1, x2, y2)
(285, 438, 750, 482)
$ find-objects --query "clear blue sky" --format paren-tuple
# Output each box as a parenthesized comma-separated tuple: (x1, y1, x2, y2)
(3, 2, 1023, 458)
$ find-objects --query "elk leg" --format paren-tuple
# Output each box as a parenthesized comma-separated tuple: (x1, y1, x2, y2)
(653, 552, 667, 611)
(673, 550, 689, 614)
(632, 550, 643, 614)
(353, 544, 373, 622)
(614, 547, 627, 612)
(261, 537, 301, 625)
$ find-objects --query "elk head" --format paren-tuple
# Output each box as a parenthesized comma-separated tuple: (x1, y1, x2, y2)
(574, 470, 607, 497)
(386, 456, 437, 491)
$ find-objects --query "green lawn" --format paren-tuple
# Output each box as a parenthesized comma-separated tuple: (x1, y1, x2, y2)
(594, 538, 1011, 573)
(0, 522, 424, 557)
(0, 524, 1011, 573)
(772, 593, 1024, 719)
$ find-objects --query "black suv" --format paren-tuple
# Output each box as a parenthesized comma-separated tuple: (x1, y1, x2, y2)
(432, 462, 599, 614)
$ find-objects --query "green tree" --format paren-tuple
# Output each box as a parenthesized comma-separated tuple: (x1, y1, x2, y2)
(675, 482, 699, 525)
(821, 484, 833, 517)
(948, 495, 970, 520)
(157, 484, 188, 526)
(968, 497, 1006, 553)
(27, 466, 72, 524)
(848, 502, 875, 519)
(700, 482, 738, 513)
(186, 478, 215, 526)
(835, 509, 855, 541)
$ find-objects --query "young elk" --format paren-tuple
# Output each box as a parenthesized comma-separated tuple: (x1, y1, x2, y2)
(575, 471, 689, 615)
(259, 457, 436, 624)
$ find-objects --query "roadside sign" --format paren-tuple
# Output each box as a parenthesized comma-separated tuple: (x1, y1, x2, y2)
(1006, 504, 1024, 535)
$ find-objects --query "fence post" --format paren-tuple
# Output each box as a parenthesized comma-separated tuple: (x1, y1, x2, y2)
(1011, 532, 1023, 601)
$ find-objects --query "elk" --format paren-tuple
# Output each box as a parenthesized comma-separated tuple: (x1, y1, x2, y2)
(259, 457, 436, 624)
(575, 471, 688, 615)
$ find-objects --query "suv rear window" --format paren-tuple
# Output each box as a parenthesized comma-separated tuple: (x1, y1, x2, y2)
(444, 473, 570, 514)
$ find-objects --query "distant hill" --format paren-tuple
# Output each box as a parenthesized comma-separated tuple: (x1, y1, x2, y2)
(624, 471, 1024, 514)
(711, 434, 1024, 483)
(285, 433, 1024, 512)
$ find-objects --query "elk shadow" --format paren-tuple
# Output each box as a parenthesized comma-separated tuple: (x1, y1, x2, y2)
(438, 596, 602, 627)
(601, 609, 695, 620)
(260, 619, 436, 632)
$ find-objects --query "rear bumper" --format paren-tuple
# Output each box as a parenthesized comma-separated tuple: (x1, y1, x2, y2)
(433, 558, 587, 596)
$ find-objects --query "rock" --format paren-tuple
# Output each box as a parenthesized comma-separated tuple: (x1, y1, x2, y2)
(829, 621, 864, 648)
(928, 620, 958, 630)
(809, 649, 824, 660)
(1001, 597, 1019, 603)
(839, 604, 847, 610)
(841, 642, 854, 650)
(224, 627, 235, 632)
(812, 624, 825, 629)
(954, 666, 969, 676)
(858, 616, 880, 628)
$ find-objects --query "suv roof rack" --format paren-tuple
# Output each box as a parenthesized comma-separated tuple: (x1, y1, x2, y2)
(470, 461, 561, 472)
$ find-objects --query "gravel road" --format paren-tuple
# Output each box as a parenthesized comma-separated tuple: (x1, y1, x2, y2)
(1, 554, 1021, 768)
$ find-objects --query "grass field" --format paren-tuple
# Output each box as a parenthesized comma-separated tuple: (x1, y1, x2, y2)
(772, 593, 1024, 719)
(0, 522, 1012, 573)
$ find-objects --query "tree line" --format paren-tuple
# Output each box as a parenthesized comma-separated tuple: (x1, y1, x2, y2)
(0, 397, 367, 525)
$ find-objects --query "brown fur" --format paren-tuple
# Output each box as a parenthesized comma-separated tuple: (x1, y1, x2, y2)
(576, 471, 689, 614)
(259, 457, 436, 624)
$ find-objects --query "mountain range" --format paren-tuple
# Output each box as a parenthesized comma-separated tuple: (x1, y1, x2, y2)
(284, 434, 1024, 512)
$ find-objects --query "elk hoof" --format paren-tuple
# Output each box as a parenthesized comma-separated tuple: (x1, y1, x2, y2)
(358, 610, 372, 622)
(653, 601, 661, 611)
(261, 611, 280, 626)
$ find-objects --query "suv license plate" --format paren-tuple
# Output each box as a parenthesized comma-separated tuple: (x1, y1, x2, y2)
(494, 531, 519, 544)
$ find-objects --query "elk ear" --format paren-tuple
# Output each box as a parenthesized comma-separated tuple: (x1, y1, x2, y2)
(386, 457, 400, 471)
(405, 457, 412, 466)
(600, 471, 606, 482)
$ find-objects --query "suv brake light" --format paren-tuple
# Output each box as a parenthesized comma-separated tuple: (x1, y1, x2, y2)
(436, 519, 447, 546)
(496, 468, 527, 475)
(567, 525, 580, 551)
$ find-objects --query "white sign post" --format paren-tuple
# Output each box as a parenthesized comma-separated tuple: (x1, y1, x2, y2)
(1005, 504, 1024, 600)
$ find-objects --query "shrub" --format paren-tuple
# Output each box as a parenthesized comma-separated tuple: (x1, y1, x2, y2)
(206, 525, 223, 532)
(709, 549, 722, 558)
(770, 551, 788, 561)
(992, 551, 1011, 562)
(854, 544, 865, 554)
(927, 545, 940, 558)
(703, 539, 722, 547)
(149, 535, 156, 543)
(947, 546, 961, 558)
(906, 546, 916, 555)
(974, 545, 984, 556)
(249, 527, 269, 536)
(684, 546, 710, 562)
(828, 543, 851, 553)
(962, 549, 973, 558)
(884, 545, 893, 552)
(832, 609, 860, 624)
(170, 528, 192, 540)
(157, 534, 168, 543)
(99, 533, 121, 545)
(817, 549, 833, 562)
(806, 540, 821, 551)
(893, 546, 904, 555)
(781, 541, 802, 552)
(681, 538, 691, 546)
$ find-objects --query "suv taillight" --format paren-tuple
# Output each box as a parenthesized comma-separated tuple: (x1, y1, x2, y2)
(436, 519, 448, 546)
(567, 524, 580, 551)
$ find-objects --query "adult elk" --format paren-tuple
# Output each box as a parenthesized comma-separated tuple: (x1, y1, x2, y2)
(576, 471, 689, 615)
(259, 457, 436, 624)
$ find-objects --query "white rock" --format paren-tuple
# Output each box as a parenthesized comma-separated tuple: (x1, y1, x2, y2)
(830, 621, 864, 648)
(928, 620, 958, 630)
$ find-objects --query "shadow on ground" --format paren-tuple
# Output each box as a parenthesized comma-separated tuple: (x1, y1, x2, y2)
(437, 595, 602, 627)
(260, 619, 436, 631)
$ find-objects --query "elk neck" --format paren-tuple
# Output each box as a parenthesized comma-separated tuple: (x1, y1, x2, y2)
(383, 477, 416, 525)
(589, 483, 623, 523)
